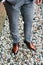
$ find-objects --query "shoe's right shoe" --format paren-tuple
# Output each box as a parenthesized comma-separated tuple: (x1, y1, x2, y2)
(12, 43, 19, 55)
(24, 40, 36, 52)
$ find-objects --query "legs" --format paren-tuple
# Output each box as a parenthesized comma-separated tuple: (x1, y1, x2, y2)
(5, 0, 34, 43)
(4, 1, 36, 54)
(21, 1, 34, 43)
(5, 2, 20, 43)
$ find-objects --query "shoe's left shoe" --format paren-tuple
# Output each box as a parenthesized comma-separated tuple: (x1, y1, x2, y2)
(12, 43, 19, 55)
(24, 40, 36, 52)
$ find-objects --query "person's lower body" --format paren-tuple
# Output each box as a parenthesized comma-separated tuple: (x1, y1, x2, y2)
(4, 0, 36, 54)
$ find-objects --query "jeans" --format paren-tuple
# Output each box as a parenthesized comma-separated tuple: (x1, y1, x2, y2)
(4, 0, 35, 43)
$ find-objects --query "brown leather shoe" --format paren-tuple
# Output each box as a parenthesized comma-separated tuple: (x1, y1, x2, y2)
(24, 40, 36, 52)
(12, 43, 19, 54)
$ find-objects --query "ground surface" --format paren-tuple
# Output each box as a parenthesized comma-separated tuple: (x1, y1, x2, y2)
(0, 4, 43, 65)
(0, 2, 6, 33)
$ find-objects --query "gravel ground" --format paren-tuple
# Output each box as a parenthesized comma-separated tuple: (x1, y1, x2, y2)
(0, 4, 43, 65)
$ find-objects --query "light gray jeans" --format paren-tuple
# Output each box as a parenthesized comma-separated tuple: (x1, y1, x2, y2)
(5, 0, 35, 44)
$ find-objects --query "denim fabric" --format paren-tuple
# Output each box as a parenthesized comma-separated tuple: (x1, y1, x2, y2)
(5, 0, 35, 43)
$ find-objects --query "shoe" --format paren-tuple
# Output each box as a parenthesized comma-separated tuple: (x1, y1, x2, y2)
(12, 43, 19, 55)
(24, 40, 36, 52)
